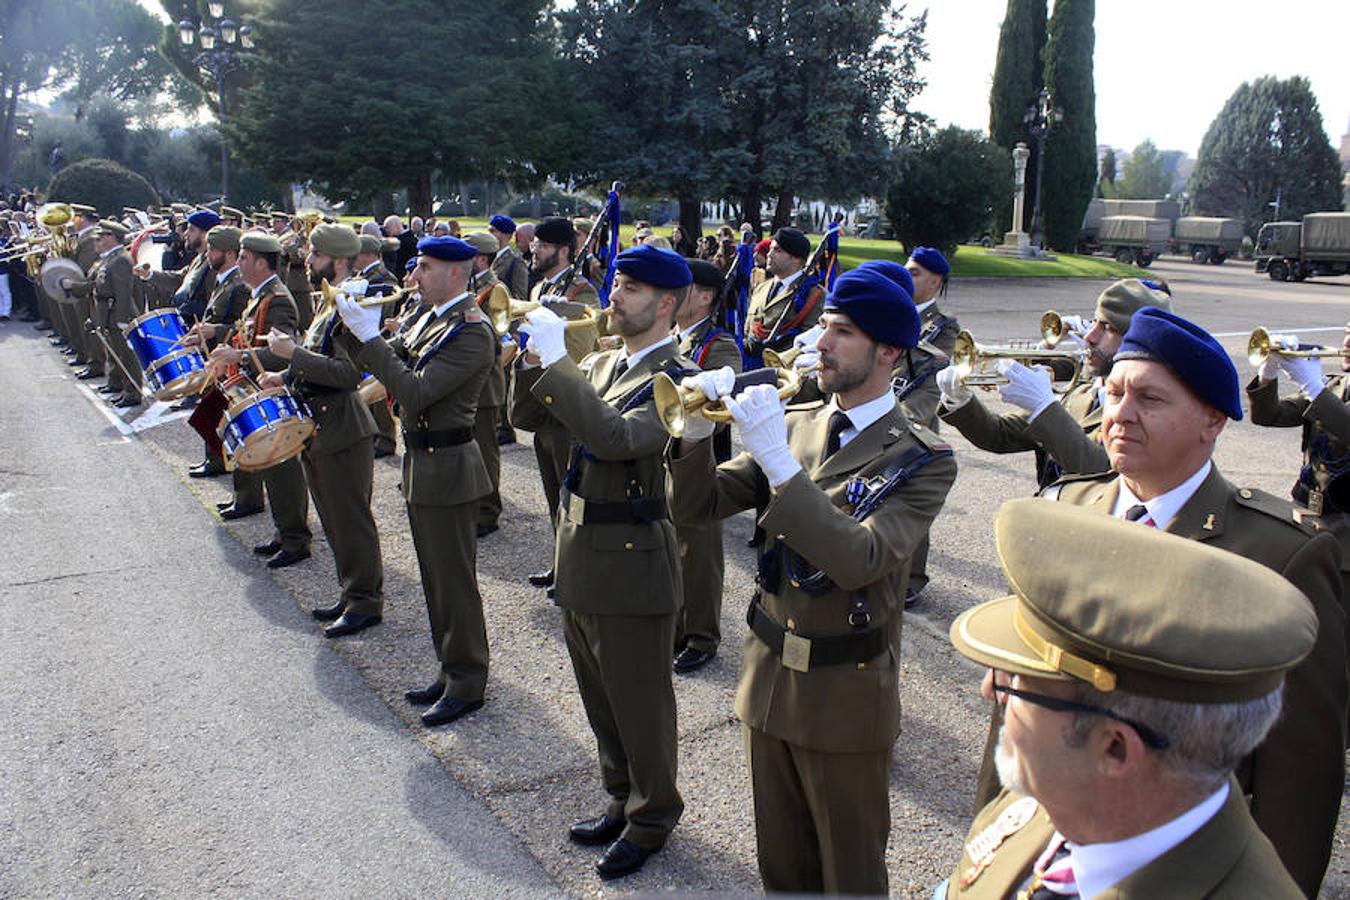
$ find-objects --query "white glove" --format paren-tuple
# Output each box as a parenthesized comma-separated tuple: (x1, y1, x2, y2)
(1280, 354, 1325, 400)
(1271, 332, 1299, 351)
(793, 349, 820, 371)
(725, 383, 800, 488)
(519, 306, 568, 367)
(338, 277, 369, 298)
(997, 359, 1056, 419)
(793, 323, 825, 353)
(680, 366, 736, 402)
(1257, 352, 1281, 383)
(680, 412, 717, 442)
(336, 292, 382, 342)
(937, 364, 971, 409)
(1057, 315, 1088, 347)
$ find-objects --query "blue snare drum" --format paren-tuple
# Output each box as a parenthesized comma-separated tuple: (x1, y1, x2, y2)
(124, 309, 209, 400)
(217, 387, 315, 472)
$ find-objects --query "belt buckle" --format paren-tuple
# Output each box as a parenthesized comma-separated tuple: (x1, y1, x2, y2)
(567, 495, 587, 526)
(1309, 489, 1325, 516)
(781, 631, 811, 673)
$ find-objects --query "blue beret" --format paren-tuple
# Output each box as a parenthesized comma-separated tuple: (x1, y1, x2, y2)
(1115, 307, 1242, 420)
(404, 256, 418, 272)
(823, 268, 919, 349)
(488, 214, 516, 234)
(855, 259, 915, 301)
(187, 210, 221, 231)
(909, 246, 949, 278)
(614, 243, 692, 289)
(417, 235, 477, 262)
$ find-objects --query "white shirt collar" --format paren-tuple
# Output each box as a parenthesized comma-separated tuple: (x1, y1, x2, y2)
(433, 290, 472, 319)
(777, 269, 803, 290)
(915, 299, 936, 316)
(494, 245, 512, 260)
(360, 260, 381, 276)
(99, 245, 120, 259)
(823, 390, 899, 450)
(1111, 459, 1212, 529)
(77, 225, 96, 238)
(677, 316, 711, 342)
(1069, 782, 1228, 899)
(218, 264, 239, 283)
(619, 335, 674, 369)
(250, 273, 279, 298)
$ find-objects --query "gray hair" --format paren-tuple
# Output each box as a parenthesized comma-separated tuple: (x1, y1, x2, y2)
(360, 220, 382, 237)
(1065, 684, 1284, 792)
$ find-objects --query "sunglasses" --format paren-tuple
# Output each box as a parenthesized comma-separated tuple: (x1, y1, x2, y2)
(994, 684, 1170, 750)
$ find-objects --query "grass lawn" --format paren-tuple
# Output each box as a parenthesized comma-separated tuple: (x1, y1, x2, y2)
(339, 215, 1143, 280)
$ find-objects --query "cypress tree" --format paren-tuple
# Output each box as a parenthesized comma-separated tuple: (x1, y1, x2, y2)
(987, 0, 1046, 236)
(1040, 0, 1096, 251)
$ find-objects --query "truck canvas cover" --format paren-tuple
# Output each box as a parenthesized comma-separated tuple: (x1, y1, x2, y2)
(1103, 199, 1181, 222)
(1301, 213, 1350, 256)
(1099, 215, 1172, 245)
(1175, 217, 1243, 242)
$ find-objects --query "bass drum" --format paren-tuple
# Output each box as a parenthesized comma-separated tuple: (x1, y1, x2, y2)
(130, 225, 168, 273)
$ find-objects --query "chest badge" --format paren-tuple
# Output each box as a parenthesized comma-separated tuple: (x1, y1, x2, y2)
(959, 796, 1039, 889)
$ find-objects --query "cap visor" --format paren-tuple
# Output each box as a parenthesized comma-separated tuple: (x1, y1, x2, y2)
(950, 597, 1070, 681)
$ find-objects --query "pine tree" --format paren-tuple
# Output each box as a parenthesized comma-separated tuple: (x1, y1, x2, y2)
(1039, 0, 1096, 251)
(987, 0, 1047, 235)
(1116, 140, 1171, 199)
(1097, 147, 1116, 197)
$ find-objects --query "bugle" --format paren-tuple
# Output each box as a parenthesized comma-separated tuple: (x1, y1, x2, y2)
(485, 291, 612, 334)
(951, 329, 1086, 393)
(1247, 326, 1348, 366)
(653, 349, 815, 438)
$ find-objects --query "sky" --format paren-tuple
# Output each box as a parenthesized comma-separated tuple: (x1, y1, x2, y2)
(918, 0, 1350, 158)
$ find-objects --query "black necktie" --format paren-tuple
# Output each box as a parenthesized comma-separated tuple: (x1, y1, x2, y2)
(613, 357, 629, 379)
(767, 280, 783, 302)
(825, 411, 850, 458)
(1124, 504, 1150, 522)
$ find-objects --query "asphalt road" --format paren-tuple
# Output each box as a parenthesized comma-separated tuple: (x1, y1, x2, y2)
(2, 254, 1349, 899)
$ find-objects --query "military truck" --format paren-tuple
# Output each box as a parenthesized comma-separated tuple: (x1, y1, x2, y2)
(1096, 215, 1170, 266)
(1254, 212, 1350, 281)
(1079, 198, 1180, 255)
(1170, 216, 1243, 264)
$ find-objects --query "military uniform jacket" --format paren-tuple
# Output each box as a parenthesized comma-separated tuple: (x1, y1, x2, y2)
(470, 271, 508, 409)
(491, 245, 529, 300)
(1248, 374, 1350, 563)
(287, 306, 378, 458)
(279, 230, 314, 329)
(515, 342, 693, 616)
(669, 400, 958, 752)
(204, 267, 250, 334)
(144, 252, 215, 315)
(75, 249, 138, 326)
(228, 277, 301, 374)
(355, 296, 494, 507)
(945, 786, 1302, 899)
(942, 380, 1108, 488)
(74, 229, 98, 273)
(676, 316, 742, 373)
(1049, 467, 1347, 895)
(746, 273, 825, 351)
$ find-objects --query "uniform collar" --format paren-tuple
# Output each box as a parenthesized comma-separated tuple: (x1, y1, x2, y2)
(1112, 459, 1212, 529)
(676, 316, 712, 342)
(915, 299, 936, 316)
(777, 269, 803, 290)
(218, 264, 239, 283)
(360, 260, 381, 276)
(618, 335, 673, 370)
(99, 245, 119, 259)
(250, 273, 279, 298)
(494, 245, 512, 260)
(433, 290, 472, 319)
(822, 389, 898, 451)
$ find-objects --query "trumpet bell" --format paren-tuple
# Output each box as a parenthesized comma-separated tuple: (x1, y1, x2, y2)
(1041, 310, 1065, 345)
(1247, 325, 1346, 365)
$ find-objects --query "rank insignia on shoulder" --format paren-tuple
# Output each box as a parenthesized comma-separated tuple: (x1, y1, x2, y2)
(887, 426, 902, 438)
(463, 309, 484, 324)
(1202, 513, 1217, 531)
(960, 796, 1039, 889)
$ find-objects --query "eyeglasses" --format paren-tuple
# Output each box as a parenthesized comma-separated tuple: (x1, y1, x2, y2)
(993, 684, 1170, 750)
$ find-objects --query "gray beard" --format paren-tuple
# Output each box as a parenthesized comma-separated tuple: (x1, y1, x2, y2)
(993, 729, 1027, 796)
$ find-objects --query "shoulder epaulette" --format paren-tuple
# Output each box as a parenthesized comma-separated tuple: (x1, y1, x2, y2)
(1233, 487, 1316, 534)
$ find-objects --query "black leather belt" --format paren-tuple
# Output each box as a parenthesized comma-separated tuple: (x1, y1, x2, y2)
(747, 598, 888, 673)
(561, 489, 667, 525)
(403, 426, 473, 450)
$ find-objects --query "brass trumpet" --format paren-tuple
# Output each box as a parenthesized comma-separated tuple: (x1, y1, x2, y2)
(1247, 326, 1348, 366)
(313, 279, 421, 312)
(653, 349, 816, 438)
(951, 329, 1086, 393)
(485, 291, 611, 334)
(0, 234, 53, 264)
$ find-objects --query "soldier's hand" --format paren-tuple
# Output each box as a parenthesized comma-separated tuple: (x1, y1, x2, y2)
(1280, 354, 1325, 400)
(997, 359, 1055, 418)
(338, 277, 369, 298)
(681, 366, 736, 402)
(382, 317, 400, 334)
(936, 364, 971, 409)
(134, 263, 152, 280)
(725, 383, 800, 489)
(335, 292, 382, 342)
(519, 307, 567, 367)
(264, 327, 296, 361)
(256, 372, 285, 390)
(209, 345, 243, 366)
(793, 323, 825, 354)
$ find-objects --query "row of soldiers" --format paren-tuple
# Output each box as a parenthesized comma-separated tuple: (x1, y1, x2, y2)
(21, 199, 1350, 895)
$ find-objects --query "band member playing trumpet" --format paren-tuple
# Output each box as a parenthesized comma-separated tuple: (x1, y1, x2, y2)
(337, 235, 496, 727)
(670, 267, 957, 895)
(510, 244, 696, 880)
(937, 279, 1168, 490)
(258, 223, 385, 638)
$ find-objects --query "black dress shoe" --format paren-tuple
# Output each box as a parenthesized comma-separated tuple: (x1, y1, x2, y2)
(546, 585, 557, 604)
(215, 499, 234, 511)
(496, 427, 517, 446)
(219, 503, 264, 521)
(188, 459, 227, 478)
(673, 646, 716, 674)
(97, 384, 120, 395)
(476, 523, 498, 539)
(595, 838, 653, 880)
(113, 394, 142, 408)
(420, 695, 483, 727)
(266, 548, 311, 569)
(528, 567, 554, 587)
(324, 611, 381, 638)
(904, 586, 924, 609)
(569, 813, 625, 846)
(312, 599, 346, 621)
(253, 538, 283, 556)
(405, 680, 446, 706)
(34, 319, 52, 330)
(170, 396, 198, 410)
(74, 367, 95, 380)
(50, 337, 68, 347)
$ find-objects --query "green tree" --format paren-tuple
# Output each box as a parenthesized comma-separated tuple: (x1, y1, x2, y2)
(1039, 0, 1096, 251)
(1190, 75, 1342, 236)
(988, 0, 1047, 235)
(1116, 139, 1172, 199)
(885, 126, 1010, 256)
(47, 157, 159, 213)
(1097, 146, 1116, 197)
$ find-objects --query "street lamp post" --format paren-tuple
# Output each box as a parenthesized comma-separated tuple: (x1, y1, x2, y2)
(179, 4, 254, 205)
(1023, 87, 1063, 250)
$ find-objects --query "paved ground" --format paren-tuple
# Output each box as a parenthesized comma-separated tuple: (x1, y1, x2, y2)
(2, 254, 1349, 898)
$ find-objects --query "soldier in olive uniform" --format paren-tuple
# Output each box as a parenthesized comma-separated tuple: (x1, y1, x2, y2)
(669, 258, 742, 674)
(973, 308, 1346, 898)
(942, 500, 1313, 900)
(670, 267, 958, 895)
(278, 219, 314, 333)
(354, 232, 402, 458)
(1247, 323, 1350, 604)
(201, 232, 312, 567)
(259, 223, 384, 638)
(66, 205, 103, 380)
(464, 231, 511, 537)
(488, 214, 529, 301)
(511, 216, 601, 596)
(186, 225, 249, 479)
(65, 220, 142, 408)
(743, 227, 825, 357)
(511, 245, 697, 881)
(136, 209, 218, 320)
(337, 235, 495, 728)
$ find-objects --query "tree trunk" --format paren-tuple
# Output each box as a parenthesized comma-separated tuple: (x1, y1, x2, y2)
(741, 189, 763, 238)
(407, 173, 432, 220)
(0, 79, 20, 189)
(678, 193, 703, 240)
(371, 192, 396, 221)
(771, 189, 794, 233)
(459, 181, 472, 217)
